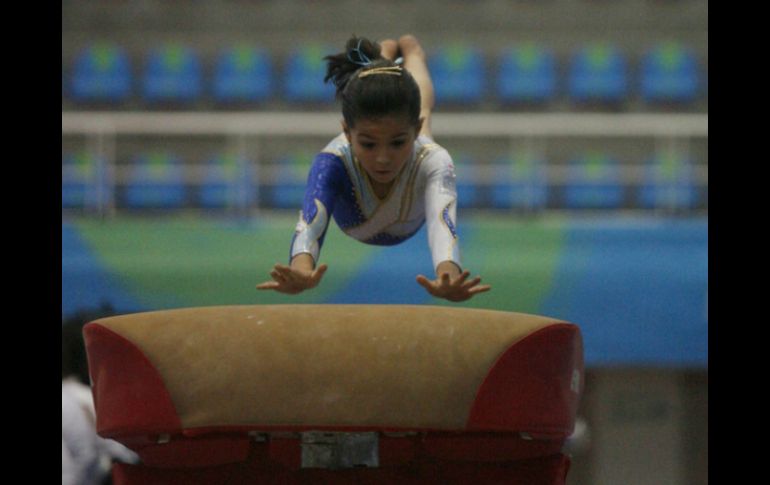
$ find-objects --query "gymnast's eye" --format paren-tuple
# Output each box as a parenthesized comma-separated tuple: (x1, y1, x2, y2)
(391, 140, 406, 148)
(360, 142, 375, 150)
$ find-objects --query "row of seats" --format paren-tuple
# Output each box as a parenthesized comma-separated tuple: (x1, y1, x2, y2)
(62, 151, 703, 211)
(64, 41, 704, 106)
(454, 152, 701, 210)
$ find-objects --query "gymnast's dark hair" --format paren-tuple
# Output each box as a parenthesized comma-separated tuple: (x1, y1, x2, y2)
(324, 36, 421, 128)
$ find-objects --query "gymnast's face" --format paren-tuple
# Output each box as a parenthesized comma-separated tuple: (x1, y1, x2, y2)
(344, 115, 423, 186)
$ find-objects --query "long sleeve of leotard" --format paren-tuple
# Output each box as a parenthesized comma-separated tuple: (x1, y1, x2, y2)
(289, 152, 344, 265)
(423, 147, 462, 272)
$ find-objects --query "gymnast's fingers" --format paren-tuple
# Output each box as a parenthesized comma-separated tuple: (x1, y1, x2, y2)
(313, 264, 329, 278)
(453, 270, 471, 286)
(440, 272, 451, 286)
(468, 284, 492, 295)
(256, 281, 279, 290)
(305, 264, 327, 287)
(460, 276, 482, 290)
(276, 265, 304, 284)
(274, 264, 293, 275)
(415, 274, 436, 292)
(270, 269, 288, 283)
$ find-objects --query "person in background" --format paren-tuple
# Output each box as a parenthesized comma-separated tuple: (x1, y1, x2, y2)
(62, 305, 139, 485)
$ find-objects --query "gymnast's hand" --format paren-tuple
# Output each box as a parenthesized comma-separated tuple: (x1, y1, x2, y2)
(256, 256, 328, 294)
(416, 262, 491, 302)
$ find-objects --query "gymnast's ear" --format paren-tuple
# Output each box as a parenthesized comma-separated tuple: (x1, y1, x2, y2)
(342, 120, 352, 143)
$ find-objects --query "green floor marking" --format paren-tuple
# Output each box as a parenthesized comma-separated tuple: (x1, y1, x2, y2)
(74, 215, 376, 308)
(433, 214, 567, 314)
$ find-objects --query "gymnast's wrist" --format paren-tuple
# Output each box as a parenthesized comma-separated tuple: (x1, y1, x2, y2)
(291, 253, 316, 272)
(436, 260, 462, 278)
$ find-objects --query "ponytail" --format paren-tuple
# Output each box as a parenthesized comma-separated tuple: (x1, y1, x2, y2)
(324, 36, 383, 95)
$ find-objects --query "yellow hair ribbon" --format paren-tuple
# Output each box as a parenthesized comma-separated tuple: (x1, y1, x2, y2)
(358, 66, 403, 79)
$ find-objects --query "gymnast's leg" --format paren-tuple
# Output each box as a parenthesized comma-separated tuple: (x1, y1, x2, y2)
(398, 35, 435, 139)
(378, 38, 399, 61)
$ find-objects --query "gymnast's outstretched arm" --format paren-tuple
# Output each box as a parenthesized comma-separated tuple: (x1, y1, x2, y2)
(415, 196, 492, 301)
(415, 149, 491, 302)
(257, 153, 342, 294)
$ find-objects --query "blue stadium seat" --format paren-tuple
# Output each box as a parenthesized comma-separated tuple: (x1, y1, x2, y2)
(62, 152, 111, 210)
(454, 155, 486, 208)
(638, 153, 696, 210)
(268, 150, 314, 208)
(198, 153, 255, 209)
(568, 43, 629, 104)
(497, 44, 557, 105)
(142, 44, 203, 104)
(428, 44, 485, 105)
(212, 45, 274, 104)
(640, 42, 700, 104)
(123, 152, 186, 209)
(283, 44, 337, 104)
(490, 154, 548, 210)
(69, 43, 132, 103)
(563, 152, 624, 209)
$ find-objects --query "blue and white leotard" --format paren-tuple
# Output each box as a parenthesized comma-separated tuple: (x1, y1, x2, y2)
(290, 133, 461, 271)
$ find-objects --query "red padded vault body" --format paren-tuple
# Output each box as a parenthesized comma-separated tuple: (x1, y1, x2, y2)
(84, 304, 584, 484)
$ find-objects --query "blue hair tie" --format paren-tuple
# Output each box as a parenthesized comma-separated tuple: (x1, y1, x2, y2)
(347, 38, 373, 67)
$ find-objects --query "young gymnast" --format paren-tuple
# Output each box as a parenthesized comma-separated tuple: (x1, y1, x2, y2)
(257, 35, 491, 302)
